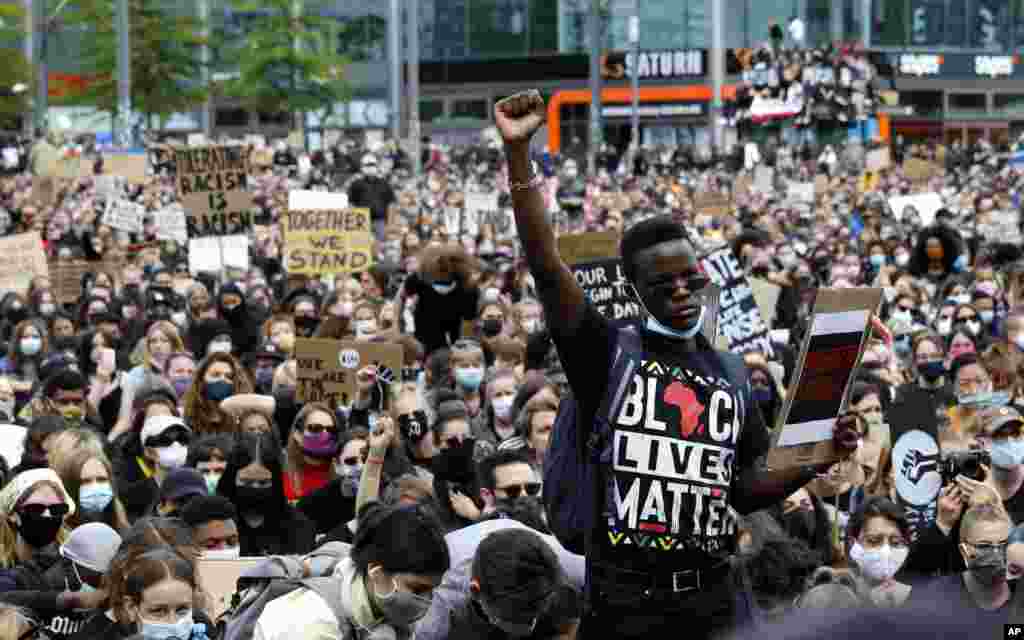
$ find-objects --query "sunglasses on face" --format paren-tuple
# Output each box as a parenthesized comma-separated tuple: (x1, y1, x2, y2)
(19, 503, 70, 519)
(304, 423, 338, 436)
(145, 431, 191, 448)
(341, 455, 366, 466)
(496, 482, 542, 499)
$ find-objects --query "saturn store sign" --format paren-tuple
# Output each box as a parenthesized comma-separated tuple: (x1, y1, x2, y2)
(602, 49, 705, 80)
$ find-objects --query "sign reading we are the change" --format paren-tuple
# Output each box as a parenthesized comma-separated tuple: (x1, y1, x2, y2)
(174, 145, 253, 223)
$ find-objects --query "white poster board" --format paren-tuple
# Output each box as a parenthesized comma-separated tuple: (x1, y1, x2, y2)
(189, 235, 250, 274)
(0, 424, 26, 468)
(288, 190, 349, 211)
(888, 192, 944, 228)
(155, 203, 188, 245)
(102, 199, 144, 234)
(786, 182, 814, 204)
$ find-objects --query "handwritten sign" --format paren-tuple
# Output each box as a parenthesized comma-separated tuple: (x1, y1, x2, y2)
(295, 338, 403, 405)
(102, 199, 144, 234)
(699, 246, 773, 357)
(464, 191, 498, 237)
(284, 208, 374, 275)
(0, 232, 47, 294)
(786, 182, 814, 204)
(174, 145, 253, 218)
(888, 192, 944, 228)
(49, 257, 122, 304)
(558, 231, 640, 322)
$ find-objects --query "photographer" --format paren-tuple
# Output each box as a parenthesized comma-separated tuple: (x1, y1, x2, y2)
(904, 405, 1024, 575)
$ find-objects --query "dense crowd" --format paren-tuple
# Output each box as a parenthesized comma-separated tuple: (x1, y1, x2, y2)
(0, 85, 1022, 639)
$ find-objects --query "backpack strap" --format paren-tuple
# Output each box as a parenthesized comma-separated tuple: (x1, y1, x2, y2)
(588, 326, 643, 457)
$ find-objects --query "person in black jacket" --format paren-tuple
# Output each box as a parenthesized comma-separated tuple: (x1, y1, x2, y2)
(215, 432, 316, 556)
(347, 153, 395, 240)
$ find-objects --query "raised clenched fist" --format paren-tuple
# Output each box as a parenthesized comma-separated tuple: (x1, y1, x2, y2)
(494, 90, 546, 146)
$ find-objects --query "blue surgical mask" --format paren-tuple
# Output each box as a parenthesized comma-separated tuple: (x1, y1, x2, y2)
(139, 612, 194, 640)
(79, 482, 114, 512)
(869, 254, 886, 268)
(953, 255, 968, 272)
(19, 336, 41, 356)
(990, 439, 1024, 469)
(980, 310, 995, 324)
(645, 306, 706, 340)
(432, 281, 457, 295)
(454, 366, 484, 392)
(204, 380, 233, 403)
(958, 390, 1011, 409)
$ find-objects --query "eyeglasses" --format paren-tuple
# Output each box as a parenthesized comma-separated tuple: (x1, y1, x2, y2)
(237, 479, 272, 490)
(18, 503, 70, 519)
(649, 273, 711, 295)
(341, 455, 366, 466)
(495, 482, 542, 499)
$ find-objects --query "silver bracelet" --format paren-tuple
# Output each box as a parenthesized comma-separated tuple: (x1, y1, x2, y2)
(509, 173, 544, 192)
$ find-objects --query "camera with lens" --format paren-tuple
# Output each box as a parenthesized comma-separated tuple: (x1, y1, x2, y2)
(940, 450, 990, 484)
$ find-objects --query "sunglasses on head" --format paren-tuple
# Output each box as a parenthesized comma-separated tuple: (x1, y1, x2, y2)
(496, 482, 542, 499)
(19, 503, 70, 519)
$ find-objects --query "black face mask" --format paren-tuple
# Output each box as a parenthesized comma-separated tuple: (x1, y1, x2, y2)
(14, 512, 63, 548)
(481, 319, 503, 338)
(234, 486, 275, 514)
(781, 509, 817, 544)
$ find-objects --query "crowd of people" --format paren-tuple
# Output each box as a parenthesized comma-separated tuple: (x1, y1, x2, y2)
(0, 82, 1021, 640)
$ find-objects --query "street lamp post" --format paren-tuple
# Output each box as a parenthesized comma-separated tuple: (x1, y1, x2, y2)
(629, 15, 639, 151)
(587, 0, 602, 177)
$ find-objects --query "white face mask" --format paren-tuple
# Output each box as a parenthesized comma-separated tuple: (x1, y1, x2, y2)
(203, 546, 241, 561)
(849, 542, 908, 583)
(491, 395, 515, 421)
(354, 320, 377, 338)
(156, 442, 188, 470)
(208, 341, 232, 354)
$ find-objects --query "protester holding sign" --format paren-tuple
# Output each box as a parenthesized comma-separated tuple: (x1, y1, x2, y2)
(494, 90, 858, 639)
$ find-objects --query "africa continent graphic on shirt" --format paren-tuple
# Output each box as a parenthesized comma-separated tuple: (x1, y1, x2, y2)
(605, 357, 741, 555)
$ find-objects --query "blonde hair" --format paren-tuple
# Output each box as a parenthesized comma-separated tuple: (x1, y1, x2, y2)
(0, 480, 70, 568)
(47, 427, 106, 473)
(144, 321, 185, 371)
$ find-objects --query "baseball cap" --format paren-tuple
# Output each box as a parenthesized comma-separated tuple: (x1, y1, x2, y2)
(140, 415, 191, 447)
(161, 468, 209, 502)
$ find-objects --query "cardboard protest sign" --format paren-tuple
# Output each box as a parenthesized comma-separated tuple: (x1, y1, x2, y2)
(464, 191, 497, 237)
(101, 152, 147, 183)
(865, 147, 892, 172)
(0, 232, 47, 294)
(155, 203, 188, 245)
(49, 257, 121, 304)
(888, 192, 943, 228)
(196, 558, 262, 621)
(101, 199, 144, 234)
(284, 208, 374, 276)
(786, 182, 814, 204)
(295, 338, 404, 405)
(767, 288, 883, 470)
(557, 231, 641, 322)
(188, 235, 250, 275)
(749, 278, 781, 327)
(695, 191, 731, 217)
(174, 145, 253, 220)
(699, 246, 773, 357)
(903, 158, 940, 183)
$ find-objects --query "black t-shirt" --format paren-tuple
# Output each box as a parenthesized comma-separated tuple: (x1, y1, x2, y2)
(405, 273, 479, 354)
(551, 304, 770, 573)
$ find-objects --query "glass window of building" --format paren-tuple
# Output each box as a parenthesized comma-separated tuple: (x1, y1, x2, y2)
(215, 108, 249, 127)
(872, 0, 908, 46)
(420, 100, 445, 123)
(453, 99, 489, 120)
(335, 14, 388, 61)
(947, 0, 970, 47)
(910, 1, 947, 46)
(949, 92, 988, 114)
(994, 94, 1024, 114)
(971, 0, 1010, 49)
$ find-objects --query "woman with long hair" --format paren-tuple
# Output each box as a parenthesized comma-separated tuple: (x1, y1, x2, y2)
(282, 403, 341, 503)
(55, 449, 131, 532)
(111, 321, 185, 440)
(0, 319, 49, 410)
(183, 352, 253, 435)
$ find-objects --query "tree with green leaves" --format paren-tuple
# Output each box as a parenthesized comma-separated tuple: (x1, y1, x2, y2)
(215, 0, 352, 139)
(0, 3, 32, 132)
(57, 0, 207, 129)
